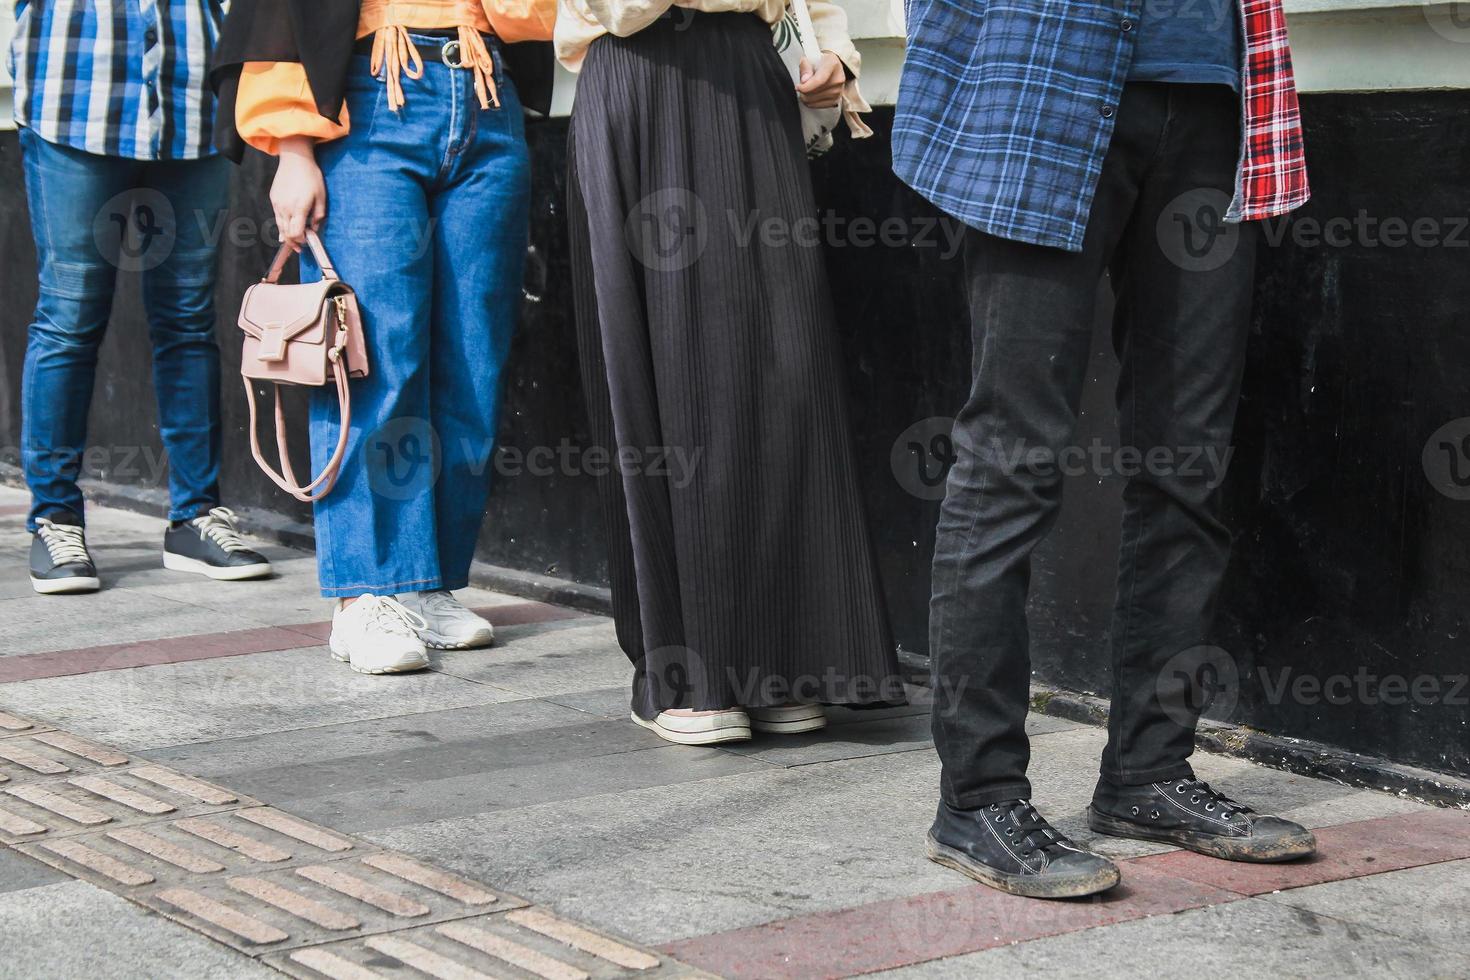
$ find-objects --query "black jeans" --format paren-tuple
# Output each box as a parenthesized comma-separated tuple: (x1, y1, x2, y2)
(929, 82, 1258, 808)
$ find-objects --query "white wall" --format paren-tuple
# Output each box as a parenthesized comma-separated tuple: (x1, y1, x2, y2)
(1, 3, 14, 128)
(3, 0, 1466, 131)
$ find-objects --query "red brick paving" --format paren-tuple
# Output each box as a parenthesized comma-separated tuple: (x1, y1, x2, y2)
(0, 601, 589, 684)
(661, 808, 1470, 979)
(1133, 807, 1470, 896)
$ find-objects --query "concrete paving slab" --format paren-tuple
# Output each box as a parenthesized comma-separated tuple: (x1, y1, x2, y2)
(366, 749, 959, 945)
(436, 620, 635, 697)
(140, 698, 598, 780)
(1, 589, 277, 658)
(722, 710, 1081, 769)
(0, 647, 527, 751)
(142, 702, 684, 824)
(1261, 857, 1470, 951)
(0, 847, 69, 893)
(0, 566, 37, 600)
(289, 741, 772, 834)
(865, 894, 1470, 979)
(0, 879, 277, 980)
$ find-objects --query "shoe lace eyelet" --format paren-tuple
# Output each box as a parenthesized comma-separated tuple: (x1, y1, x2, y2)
(1130, 806, 1139, 816)
(995, 815, 1004, 823)
(1205, 802, 1215, 811)
(990, 804, 999, 811)
(1005, 828, 1014, 836)
(1150, 810, 1160, 820)
(1176, 784, 1186, 794)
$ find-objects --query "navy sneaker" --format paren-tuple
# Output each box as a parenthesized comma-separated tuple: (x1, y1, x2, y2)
(30, 516, 100, 595)
(163, 507, 272, 581)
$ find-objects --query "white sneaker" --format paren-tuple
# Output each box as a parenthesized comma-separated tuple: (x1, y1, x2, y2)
(748, 703, 828, 734)
(398, 590, 495, 650)
(329, 594, 430, 674)
(631, 709, 752, 745)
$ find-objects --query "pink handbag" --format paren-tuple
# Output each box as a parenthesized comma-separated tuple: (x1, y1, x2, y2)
(238, 231, 369, 502)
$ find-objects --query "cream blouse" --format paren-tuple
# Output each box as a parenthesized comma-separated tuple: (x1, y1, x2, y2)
(555, 0, 872, 137)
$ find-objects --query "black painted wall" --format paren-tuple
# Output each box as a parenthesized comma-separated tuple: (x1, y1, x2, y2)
(1, 91, 1466, 778)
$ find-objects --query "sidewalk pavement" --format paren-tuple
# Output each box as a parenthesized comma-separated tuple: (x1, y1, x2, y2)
(1, 485, 1467, 979)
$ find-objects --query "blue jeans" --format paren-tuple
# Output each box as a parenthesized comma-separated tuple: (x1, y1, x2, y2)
(20, 128, 229, 531)
(303, 42, 530, 598)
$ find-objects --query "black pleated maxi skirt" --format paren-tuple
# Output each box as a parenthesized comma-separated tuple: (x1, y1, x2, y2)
(567, 11, 904, 720)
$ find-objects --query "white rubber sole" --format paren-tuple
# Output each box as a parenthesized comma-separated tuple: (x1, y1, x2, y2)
(416, 627, 495, 651)
(30, 575, 101, 595)
(749, 704, 828, 734)
(630, 710, 752, 746)
(163, 551, 272, 581)
(329, 637, 429, 675)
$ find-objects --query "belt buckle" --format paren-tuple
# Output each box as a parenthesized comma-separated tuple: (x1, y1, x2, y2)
(441, 38, 465, 68)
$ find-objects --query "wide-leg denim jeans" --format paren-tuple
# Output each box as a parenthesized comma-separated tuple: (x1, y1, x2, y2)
(303, 39, 530, 598)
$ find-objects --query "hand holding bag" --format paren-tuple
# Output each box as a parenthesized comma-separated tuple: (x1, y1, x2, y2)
(238, 231, 369, 502)
(775, 0, 842, 158)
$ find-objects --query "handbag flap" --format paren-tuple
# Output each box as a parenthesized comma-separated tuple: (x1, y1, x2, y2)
(238, 279, 342, 344)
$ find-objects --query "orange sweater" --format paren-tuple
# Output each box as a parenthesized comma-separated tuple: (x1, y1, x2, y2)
(236, 0, 497, 155)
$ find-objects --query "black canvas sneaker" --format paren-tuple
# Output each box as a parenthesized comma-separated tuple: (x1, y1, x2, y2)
(1089, 777, 1317, 862)
(163, 507, 272, 581)
(30, 516, 101, 595)
(926, 798, 1122, 899)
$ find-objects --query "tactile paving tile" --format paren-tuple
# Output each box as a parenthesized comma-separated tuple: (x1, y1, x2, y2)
(266, 906, 703, 980)
(0, 730, 132, 785)
(15, 805, 369, 891)
(0, 715, 707, 980)
(0, 710, 53, 737)
(0, 766, 257, 844)
(139, 849, 532, 954)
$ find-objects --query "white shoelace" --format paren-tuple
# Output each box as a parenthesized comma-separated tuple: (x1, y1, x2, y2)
(360, 595, 429, 636)
(36, 519, 90, 566)
(190, 507, 251, 553)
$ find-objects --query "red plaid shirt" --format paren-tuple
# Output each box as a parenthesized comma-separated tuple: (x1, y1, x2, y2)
(1230, 0, 1311, 221)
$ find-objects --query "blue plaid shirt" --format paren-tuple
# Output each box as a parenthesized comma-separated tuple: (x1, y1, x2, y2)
(8, 0, 224, 160)
(893, 0, 1309, 252)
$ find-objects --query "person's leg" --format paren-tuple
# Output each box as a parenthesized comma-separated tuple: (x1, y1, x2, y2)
(18, 129, 132, 531)
(305, 52, 439, 602)
(425, 44, 530, 594)
(1102, 84, 1255, 784)
(1088, 83, 1314, 862)
(924, 85, 1177, 899)
(137, 153, 230, 522)
(928, 86, 1164, 810)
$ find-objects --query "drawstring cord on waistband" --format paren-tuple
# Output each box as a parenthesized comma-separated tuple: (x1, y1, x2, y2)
(369, 23, 499, 112)
(458, 24, 500, 110)
(370, 24, 424, 112)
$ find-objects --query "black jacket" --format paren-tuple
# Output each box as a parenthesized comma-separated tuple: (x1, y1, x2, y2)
(210, 0, 553, 161)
